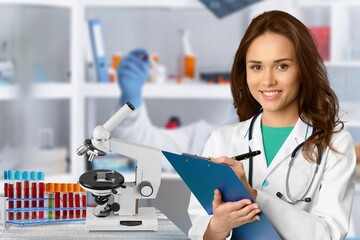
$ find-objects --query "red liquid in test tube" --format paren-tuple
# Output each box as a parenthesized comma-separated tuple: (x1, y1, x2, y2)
(7, 171, 14, 221)
(3, 171, 10, 219)
(74, 184, 81, 218)
(80, 186, 87, 218)
(37, 172, 45, 219)
(30, 171, 37, 220)
(68, 183, 74, 219)
(61, 183, 68, 219)
(54, 183, 61, 220)
(3, 171, 8, 198)
(22, 171, 30, 220)
(14, 171, 22, 220)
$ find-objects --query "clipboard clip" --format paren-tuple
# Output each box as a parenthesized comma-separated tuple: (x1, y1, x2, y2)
(182, 153, 211, 161)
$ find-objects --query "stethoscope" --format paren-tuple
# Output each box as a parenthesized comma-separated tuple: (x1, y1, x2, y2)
(247, 109, 319, 204)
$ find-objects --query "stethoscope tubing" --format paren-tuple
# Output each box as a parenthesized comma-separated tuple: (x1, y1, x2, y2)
(247, 109, 319, 204)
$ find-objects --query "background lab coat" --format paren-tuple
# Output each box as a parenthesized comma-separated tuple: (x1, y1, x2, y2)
(188, 113, 356, 240)
(114, 106, 214, 170)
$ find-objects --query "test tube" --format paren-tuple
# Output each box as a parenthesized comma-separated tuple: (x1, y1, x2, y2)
(68, 183, 74, 219)
(30, 171, 37, 219)
(46, 183, 54, 220)
(61, 183, 68, 219)
(183, 55, 196, 79)
(7, 170, 14, 221)
(80, 186, 87, 218)
(54, 183, 61, 220)
(3, 171, 8, 198)
(112, 53, 122, 70)
(37, 172, 45, 219)
(74, 184, 81, 218)
(14, 171, 22, 220)
(3, 171, 9, 220)
(22, 171, 30, 220)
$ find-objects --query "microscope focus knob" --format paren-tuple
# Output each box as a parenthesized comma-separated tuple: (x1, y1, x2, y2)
(111, 202, 120, 212)
(139, 181, 153, 197)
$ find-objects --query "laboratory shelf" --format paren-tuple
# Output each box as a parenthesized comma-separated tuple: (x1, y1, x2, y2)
(143, 83, 231, 100)
(325, 61, 360, 68)
(29, 83, 73, 99)
(84, 82, 231, 100)
(0, 0, 75, 7)
(83, 83, 119, 98)
(0, 85, 19, 100)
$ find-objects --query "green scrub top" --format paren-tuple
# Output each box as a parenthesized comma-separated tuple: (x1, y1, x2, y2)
(261, 125, 294, 167)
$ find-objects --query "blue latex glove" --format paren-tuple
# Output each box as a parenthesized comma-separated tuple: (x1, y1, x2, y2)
(117, 48, 150, 109)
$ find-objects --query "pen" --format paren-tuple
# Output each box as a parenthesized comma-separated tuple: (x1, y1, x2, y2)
(231, 150, 261, 161)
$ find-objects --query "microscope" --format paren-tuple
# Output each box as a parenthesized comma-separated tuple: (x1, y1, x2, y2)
(76, 102, 162, 231)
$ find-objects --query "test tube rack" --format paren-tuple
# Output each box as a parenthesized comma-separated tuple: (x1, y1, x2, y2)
(1, 198, 86, 227)
(1, 170, 86, 229)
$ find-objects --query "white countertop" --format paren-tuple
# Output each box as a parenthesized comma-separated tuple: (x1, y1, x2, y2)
(0, 210, 189, 240)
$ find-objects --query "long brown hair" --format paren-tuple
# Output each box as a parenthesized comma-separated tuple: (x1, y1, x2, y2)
(230, 10, 343, 163)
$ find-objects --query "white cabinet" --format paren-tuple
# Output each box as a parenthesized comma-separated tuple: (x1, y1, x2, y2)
(0, 0, 236, 182)
(0, 0, 89, 183)
(0, 1, 77, 180)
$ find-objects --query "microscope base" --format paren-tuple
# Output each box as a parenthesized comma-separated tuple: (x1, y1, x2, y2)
(86, 207, 158, 231)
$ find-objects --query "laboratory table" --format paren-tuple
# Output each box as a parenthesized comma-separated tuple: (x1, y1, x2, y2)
(0, 211, 190, 240)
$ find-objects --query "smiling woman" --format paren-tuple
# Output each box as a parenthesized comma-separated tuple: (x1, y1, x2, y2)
(245, 32, 301, 127)
(188, 10, 356, 240)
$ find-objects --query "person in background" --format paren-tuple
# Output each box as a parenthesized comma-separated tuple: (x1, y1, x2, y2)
(114, 47, 241, 235)
(188, 10, 356, 240)
(115, 48, 214, 170)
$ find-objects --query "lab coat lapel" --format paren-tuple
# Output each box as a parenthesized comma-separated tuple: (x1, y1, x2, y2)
(248, 113, 268, 189)
(227, 122, 250, 158)
(265, 119, 310, 177)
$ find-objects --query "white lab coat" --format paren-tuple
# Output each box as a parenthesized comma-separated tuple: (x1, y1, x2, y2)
(188, 113, 356, 240)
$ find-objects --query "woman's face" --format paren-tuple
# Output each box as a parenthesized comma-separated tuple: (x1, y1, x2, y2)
(246, 32, 300, 125)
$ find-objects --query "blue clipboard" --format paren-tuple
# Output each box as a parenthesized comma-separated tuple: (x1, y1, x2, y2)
(162, 151, 280, 240)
